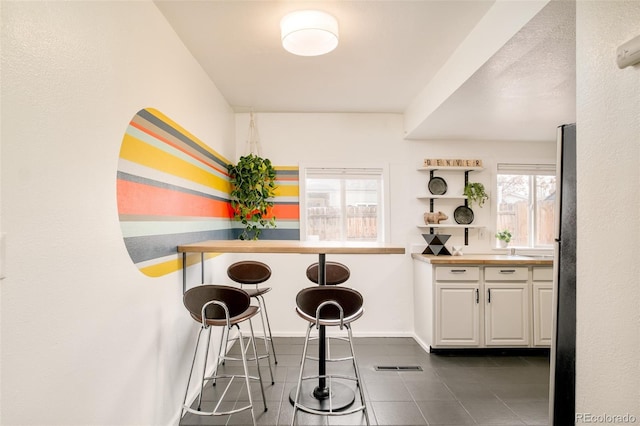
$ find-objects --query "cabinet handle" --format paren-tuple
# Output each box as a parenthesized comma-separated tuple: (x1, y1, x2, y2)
(451, 269, 467, 273)
(475, 288, 479, 304)
(499, 269, 516, 273)
(487, 289, 491, 303)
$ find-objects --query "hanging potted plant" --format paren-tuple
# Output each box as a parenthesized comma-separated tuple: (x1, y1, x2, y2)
(463, 182, 489, 208)
(227, 154, 277, 240)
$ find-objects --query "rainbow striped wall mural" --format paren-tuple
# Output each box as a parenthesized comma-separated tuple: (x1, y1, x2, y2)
(117, 108, 299, 277)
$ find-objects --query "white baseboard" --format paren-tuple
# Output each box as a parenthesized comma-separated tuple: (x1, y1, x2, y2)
(411, 333, 432, 353)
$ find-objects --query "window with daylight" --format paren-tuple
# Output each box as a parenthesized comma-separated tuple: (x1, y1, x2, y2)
(496, 163, 556, 248)
(301, 166, 388, 242)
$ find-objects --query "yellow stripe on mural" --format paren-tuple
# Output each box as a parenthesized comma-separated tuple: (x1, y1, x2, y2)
(120, 134, 230, 193)
(273, 184, 299, 197)
(275, 166, 299, 172)
(139, 252, 222, 277)
(145, 108, 231, 165)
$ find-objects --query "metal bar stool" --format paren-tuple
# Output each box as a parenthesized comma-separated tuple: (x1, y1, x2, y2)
(181, 285, 268, 426)
(306, 261, 351, 361)
(223, 261, 277, 374)
(291, 286, 369, 426)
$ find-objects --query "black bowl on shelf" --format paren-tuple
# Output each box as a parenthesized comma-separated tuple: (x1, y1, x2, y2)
(454, 205, 474, 224)
(428, 177, 447, 195)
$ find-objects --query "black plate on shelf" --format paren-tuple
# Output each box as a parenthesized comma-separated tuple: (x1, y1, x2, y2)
(428, 177, 447, 195)
(454, 205, 474, 224)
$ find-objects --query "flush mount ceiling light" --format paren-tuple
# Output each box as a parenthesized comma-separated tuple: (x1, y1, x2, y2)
(280, 10, 339, 57)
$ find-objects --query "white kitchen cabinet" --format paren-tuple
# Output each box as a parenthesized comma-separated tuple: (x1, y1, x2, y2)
(435, 283, 481, 346)
(414, 254, 553, 350)
(484, 267, 530, 346)
(414, 259, 553, 351)
(484, 283, 530, 346)
(433, 266, 481, 347)
(532, 267, 554, 347)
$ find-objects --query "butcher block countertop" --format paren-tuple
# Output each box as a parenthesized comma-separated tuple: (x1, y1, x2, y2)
(412, 253, 554, 266)
(178, 239, 405, 254)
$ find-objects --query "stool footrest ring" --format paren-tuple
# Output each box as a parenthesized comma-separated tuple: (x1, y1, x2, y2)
(293, 403, 368, 417)
(207, 373, 261, 382)
(305, 355, 355, 363)
(183, 403, 254, 417)
(300, 373, 358, 383)
(223, 353, 271, 363)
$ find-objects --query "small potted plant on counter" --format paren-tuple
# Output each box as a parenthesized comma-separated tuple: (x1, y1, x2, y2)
(496, 229, 512, 248)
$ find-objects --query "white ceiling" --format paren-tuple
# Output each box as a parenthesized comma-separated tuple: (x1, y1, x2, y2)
(155, 0, 575, 142)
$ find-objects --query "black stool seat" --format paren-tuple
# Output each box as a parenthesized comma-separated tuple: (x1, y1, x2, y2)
(227, 260, 271, 284)
(296, 286, 364, 326)
(189, 305, 259, 327)
(306, 261, 350, 285)
(184, 285, 256, 324)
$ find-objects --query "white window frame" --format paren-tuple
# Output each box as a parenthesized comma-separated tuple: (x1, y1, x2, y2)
(495, 163, 556, 249)
(299, 163, 390, 242)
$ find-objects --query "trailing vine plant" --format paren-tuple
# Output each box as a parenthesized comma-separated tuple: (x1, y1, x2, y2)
(227, 154, 277, 240)
(463, 182, 489, 208)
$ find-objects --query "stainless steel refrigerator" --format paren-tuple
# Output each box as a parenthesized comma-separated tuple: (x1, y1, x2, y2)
(549, 123, 576, 425)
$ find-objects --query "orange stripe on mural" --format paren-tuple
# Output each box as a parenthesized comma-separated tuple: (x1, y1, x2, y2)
(268, 204, 299, 220)
(227, 204, 299, 221)
(117, 179, 233, 218)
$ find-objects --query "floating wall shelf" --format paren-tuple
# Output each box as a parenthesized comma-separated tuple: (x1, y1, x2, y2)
(416, 195, 468, 200)
(417, 165, 484, 245)
(417, 224, 484, 229)
(417, 166, 484, 172)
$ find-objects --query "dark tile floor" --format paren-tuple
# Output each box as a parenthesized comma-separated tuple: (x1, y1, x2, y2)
(180, 337, 550, 425)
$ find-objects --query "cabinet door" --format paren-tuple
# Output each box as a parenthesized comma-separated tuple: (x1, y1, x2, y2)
(484, 284, 530, 346)
(435, 283, 480, 347)
(532, 281, 553, 347)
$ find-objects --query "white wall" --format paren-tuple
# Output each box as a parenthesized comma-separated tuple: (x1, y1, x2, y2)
(1, 2, 234, 425)
(233, 113, 556, 336)
(234, 113, 416, 335)
(576, 1, 640, 419)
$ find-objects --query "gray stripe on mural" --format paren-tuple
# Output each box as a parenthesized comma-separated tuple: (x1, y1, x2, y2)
(275, 170, 299, 176)
(124, 230, 233, 264)
(137, 109, 228, 169)
(230, 228, 300, 241)
(117, 171, 229, 202)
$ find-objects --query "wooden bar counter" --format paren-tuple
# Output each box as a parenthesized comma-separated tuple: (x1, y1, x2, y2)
(178, 239, 406, 255)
